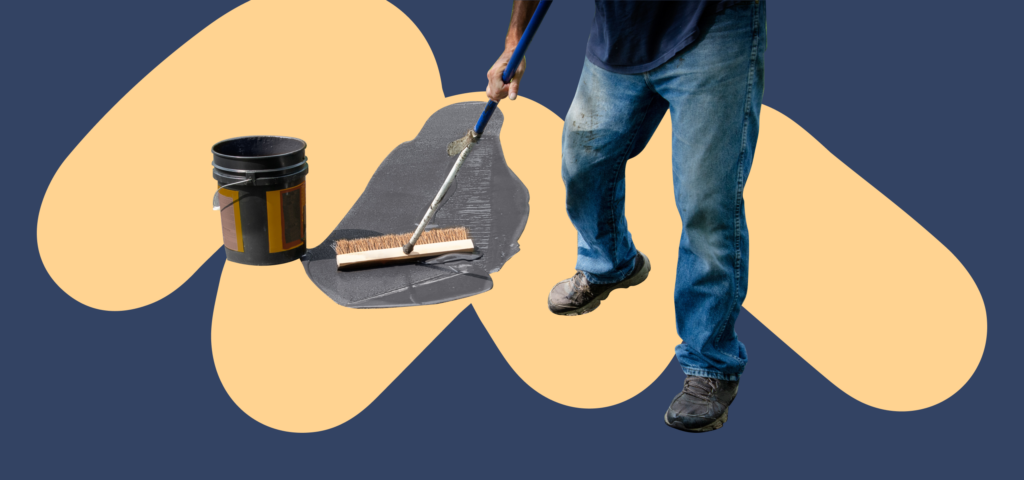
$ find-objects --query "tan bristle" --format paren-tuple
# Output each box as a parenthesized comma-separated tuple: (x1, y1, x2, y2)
(334, 227, 468, 255)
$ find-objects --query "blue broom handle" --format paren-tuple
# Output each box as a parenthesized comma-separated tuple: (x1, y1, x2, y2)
(473, 0, 552, 135)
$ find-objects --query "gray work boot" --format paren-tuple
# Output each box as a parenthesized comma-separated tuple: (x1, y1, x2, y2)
(664, 375, 740, 433)
(547, 252, 650, 316)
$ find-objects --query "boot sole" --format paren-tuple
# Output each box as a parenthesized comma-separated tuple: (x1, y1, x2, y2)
(552, 253, 651, 316)
(664, 408, 728, 433)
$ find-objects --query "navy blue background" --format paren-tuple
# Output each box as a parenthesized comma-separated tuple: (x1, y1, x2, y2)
(2, 1, 1020, 477)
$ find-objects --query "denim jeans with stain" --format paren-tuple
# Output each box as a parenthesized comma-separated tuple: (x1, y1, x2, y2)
(561, 1, 766, 381)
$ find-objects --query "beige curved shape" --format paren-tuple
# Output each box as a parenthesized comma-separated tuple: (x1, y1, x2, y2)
(37, 0, 444, 311)
(475, 103, 986, 412)
(743, 107, 986, 411)
(213, 258, 461, 433)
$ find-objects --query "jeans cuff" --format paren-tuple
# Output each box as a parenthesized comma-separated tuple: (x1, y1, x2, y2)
(582, 254, 637, 285)
(682, 367, 741, 382)
(583, 270, 629, 285)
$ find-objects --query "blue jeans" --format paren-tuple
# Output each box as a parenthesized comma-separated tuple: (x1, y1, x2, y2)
(561, 2, 766, 381)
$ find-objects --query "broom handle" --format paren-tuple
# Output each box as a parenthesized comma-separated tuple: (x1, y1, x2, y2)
(403, 145, 473, 254)
(473, 0, 552, 135)
(403, 1, 551, 255)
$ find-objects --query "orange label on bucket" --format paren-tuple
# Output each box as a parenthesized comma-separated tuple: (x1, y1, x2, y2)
(218, 189, 244, 252)
(266, 182, 305, 253)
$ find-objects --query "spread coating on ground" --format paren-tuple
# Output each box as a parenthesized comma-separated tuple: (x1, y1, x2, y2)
(302, 102, 530, 308)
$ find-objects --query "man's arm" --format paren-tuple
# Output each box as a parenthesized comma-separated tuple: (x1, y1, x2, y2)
(486, 1, 540, 102)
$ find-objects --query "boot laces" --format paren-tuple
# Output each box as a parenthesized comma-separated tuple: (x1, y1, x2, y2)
(569, 271, 591, 296)
(684, 376, 719, 401)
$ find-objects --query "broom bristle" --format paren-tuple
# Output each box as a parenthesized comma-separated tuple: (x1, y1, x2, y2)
(334, 227, 469, 255)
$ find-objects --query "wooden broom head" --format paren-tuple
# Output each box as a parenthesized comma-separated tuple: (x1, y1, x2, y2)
(334, 227, 469, 255)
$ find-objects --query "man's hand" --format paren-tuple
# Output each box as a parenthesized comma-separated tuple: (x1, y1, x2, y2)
(486, 50, 525, 102)
(485, 1, 539, 103)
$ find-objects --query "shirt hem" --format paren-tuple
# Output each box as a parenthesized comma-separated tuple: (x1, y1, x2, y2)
(586, 28, 699, 75)
(584, 0, 745, 75)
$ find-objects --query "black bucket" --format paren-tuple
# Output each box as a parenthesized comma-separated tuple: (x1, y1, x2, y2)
(212, 135, 308, 265)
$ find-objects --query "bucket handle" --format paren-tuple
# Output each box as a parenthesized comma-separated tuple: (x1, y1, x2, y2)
(211, 156, 308, 210)
(212, 179, 251, 211)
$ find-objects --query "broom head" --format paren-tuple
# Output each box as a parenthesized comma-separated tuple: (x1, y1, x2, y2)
(334, 227, 474, 269)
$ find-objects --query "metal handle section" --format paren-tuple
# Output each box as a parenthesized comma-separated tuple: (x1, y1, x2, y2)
(402, 143, 473, 254)
(404, 1, 552, 253)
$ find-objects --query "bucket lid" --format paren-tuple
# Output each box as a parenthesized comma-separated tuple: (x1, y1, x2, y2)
(212, 135, 307, 172)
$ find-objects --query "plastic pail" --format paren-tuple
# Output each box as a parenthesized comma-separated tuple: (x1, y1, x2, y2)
(212, 135, 308, 265)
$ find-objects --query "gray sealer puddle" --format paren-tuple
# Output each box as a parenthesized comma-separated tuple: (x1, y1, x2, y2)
(301, 102, 530, 308)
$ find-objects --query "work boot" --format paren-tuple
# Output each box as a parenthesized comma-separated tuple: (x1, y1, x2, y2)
(547, 252, 650, 316)
(664, 375, 739, 433)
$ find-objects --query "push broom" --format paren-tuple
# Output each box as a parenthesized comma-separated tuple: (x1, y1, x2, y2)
(336, 1, 552, 270)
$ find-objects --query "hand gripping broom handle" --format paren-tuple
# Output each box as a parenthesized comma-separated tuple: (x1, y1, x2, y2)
(403, 1, 552, 254)
(474, 0, 552, 135)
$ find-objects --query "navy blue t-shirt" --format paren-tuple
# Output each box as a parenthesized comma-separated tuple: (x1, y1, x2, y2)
(587, 1, 737, 74)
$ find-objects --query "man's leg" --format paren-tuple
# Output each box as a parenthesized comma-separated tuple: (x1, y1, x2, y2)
(649, 1, 766, 431)
(548, 58, 667, 315)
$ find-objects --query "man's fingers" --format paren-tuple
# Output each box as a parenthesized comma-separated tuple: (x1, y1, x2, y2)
(484, 53, 524, 102)
(509, 58, 525, 100)
(486, 83, 510, 102)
